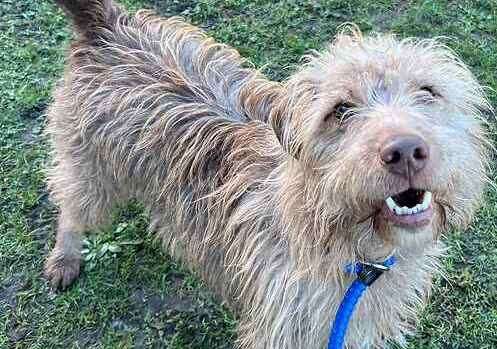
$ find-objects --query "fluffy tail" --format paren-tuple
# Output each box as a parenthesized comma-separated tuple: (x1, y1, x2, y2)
(54, 0, 121, 40)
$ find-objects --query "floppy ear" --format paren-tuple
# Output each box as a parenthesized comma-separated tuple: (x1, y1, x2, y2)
(269, 105, 302, 159)
(269, 23, 363, 160)
(269, 71, 319, 160)
(269, 25, 363, 160)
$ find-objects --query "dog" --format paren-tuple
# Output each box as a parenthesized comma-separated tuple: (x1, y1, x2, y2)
(45, 0, 492, 347)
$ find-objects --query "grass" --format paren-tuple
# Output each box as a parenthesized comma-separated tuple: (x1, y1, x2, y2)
(1, 0, 496, 348)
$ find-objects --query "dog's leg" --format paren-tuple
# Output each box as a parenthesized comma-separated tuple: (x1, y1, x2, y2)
(44, 206, 84, 290)
(44, 154, 117, 290)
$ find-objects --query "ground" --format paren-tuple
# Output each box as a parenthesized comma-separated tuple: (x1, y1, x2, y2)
(1, 0, 496, 348)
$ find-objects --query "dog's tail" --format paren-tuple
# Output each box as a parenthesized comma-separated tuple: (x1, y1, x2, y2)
(54, 0, 121, 41)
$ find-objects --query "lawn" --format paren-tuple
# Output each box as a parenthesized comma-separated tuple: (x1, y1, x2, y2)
(1, 0, 496, 348)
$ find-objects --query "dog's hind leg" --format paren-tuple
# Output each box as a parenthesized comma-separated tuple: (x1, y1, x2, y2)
(44, 155, 117, 290)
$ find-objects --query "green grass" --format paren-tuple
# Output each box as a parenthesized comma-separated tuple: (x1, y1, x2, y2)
(1, 0, 496, 348)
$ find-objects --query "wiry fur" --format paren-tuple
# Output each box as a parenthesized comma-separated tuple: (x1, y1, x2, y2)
(45, 1, 492, 348)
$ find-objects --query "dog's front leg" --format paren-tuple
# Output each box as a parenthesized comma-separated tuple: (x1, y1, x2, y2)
(44, 207, 83, 290)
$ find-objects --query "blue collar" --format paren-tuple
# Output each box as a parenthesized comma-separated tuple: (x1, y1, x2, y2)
(327, 256, 397, 349)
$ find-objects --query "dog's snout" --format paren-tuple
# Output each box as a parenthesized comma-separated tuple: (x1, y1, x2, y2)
(380, 135, 429, 179)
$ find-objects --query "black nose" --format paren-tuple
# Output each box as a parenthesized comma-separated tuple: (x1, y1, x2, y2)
(380, 135, 429, 179)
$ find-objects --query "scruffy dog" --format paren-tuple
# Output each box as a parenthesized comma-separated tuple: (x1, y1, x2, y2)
(45, 0, 491, 347)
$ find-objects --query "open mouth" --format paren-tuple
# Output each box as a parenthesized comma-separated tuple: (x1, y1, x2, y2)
(381, 189, 433, 228)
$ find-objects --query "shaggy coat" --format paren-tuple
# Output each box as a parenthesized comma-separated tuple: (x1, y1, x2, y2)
(45, 0, 492, 348)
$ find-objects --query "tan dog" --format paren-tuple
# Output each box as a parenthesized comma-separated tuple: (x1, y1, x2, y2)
(45, 0, 492, 347)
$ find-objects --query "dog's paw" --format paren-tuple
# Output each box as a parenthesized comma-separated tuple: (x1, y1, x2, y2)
(44, 250, 81, 290)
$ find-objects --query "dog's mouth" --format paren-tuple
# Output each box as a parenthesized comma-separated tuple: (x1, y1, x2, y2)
(381, 188, 433, 228)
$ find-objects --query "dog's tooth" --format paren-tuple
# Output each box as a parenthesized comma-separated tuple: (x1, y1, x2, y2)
(423, 191, 432, 206)
(386, 197, 396, 211)
(394, 207, 402, 215)
(400, 207, 408, 215)
(407, 208, 413, 215)
(412, 206, 419, 214)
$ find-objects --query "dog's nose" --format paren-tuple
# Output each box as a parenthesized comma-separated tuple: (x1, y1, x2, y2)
(380, 135, 429, 179)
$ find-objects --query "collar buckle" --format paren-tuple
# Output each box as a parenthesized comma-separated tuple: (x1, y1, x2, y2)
(356, 262, 390, 286)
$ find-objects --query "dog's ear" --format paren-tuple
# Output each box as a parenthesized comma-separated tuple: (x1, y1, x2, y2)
(269, 74, 319, 160)
(269, 103, 304, 160)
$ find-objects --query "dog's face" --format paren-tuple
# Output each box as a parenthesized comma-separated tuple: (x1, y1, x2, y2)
(286, 31, 491, 253)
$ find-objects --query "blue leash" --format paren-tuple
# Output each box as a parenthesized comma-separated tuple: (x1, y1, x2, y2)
(327, 256, 397, 349)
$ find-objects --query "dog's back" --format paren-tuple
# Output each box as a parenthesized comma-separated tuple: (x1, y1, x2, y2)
(46, 0, 283, 299)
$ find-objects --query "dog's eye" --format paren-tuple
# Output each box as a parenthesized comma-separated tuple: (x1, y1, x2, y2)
(324, 102, 356, 122)
(420, 86, 439, 98)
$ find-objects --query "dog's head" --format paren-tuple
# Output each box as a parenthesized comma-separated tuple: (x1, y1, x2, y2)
(272, 28, 492, 257)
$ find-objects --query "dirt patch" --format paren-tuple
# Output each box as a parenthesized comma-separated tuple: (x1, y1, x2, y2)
(372, 0, 412, 31)
(20, 101, 47, 120)
(72, 329, 102, 348)
(141, 0, 197, 18)
(0, 275, 32, 344)
(7, 318, 33, 344)
(109, 271, 234, 347)
(0, 275, 25, 312)
(20, 101, 47, 145)
(131, 287, 195, 315)
(393, 0, 411, 17)
(28, 190, 57, 251)
(140, 0, 221, 30)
